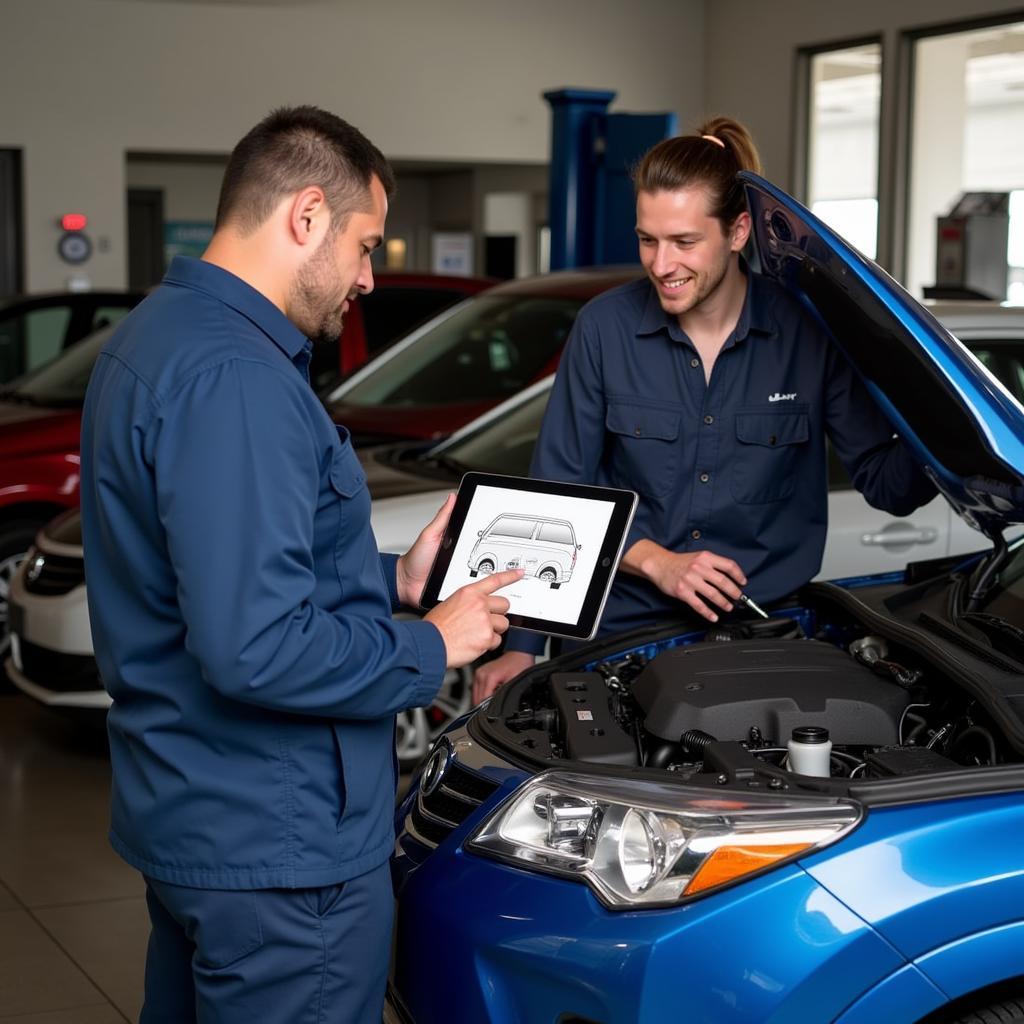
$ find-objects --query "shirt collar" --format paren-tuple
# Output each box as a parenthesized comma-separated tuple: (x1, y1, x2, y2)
(162, 255, 311, 362)
(636, 258, 776, 344)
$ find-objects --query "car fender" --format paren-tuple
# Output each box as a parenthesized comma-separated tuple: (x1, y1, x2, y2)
(470, 549, 498, 570)
(914, 920, 1024, 1005)
(833, 963, 946, 1023)
(0, 453, 81, 510)
(801, 793, 1024, 962)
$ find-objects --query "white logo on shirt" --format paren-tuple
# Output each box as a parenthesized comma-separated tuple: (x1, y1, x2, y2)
(768, 392, 797, 402)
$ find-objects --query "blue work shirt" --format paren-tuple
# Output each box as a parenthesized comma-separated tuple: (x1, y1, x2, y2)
(509, 269, 936, 653)
(80, 256, 446, 890)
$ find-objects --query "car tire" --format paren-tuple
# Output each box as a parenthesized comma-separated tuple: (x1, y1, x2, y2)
(539, 568, 558, 588)
(955, 999, 1024, 1024)
(0, 519, 45, 658)
(476, 559, 495, 576)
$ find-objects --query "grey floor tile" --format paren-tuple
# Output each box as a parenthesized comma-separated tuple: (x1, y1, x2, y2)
(0, 697, 113, 838)
(0, 832, 143, 909)
(0, 909, 104, 1017)
(0, 1006, 124, 1023)
(0, 882, 18, 912)
(35, 897, 148, 1024)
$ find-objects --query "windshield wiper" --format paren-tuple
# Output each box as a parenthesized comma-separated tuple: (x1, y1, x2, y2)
(419, 453, 468, 477)
(0, 389, 39, 405)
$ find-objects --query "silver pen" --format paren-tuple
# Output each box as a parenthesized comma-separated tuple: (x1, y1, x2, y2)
(737, 592, 770, 619)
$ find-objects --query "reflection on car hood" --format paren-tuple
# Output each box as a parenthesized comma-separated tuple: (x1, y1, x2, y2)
(743, 173, 1024, 537)
(369, 489, 448, 555)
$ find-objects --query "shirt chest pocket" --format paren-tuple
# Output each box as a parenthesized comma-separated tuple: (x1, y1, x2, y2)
(606, 402, 681, 498)
(731, 407, 809, 504)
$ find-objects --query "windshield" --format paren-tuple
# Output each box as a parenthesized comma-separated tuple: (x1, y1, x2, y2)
(3, 325, 114, 406)
(430, 386, 551, 476)
(333, 295, 579, 408)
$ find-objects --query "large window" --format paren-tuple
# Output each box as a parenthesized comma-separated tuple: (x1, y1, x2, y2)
(907, 20, 1024, 302)
(805, 42, 882, 259)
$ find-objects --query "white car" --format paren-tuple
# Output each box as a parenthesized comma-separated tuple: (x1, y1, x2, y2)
(7, 305, 1024, 765)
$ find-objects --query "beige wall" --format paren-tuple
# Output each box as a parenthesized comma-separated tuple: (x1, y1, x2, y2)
(2, 0, 705, 291)
(704, 0, 1024, 273)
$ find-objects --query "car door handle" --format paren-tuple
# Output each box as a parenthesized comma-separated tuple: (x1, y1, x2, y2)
(860, 523, 939, 547)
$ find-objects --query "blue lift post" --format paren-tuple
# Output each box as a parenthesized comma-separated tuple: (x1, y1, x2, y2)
(544, 88, 677, 271)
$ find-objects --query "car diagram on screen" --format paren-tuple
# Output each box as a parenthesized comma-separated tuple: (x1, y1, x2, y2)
(467, 513, 580, 588)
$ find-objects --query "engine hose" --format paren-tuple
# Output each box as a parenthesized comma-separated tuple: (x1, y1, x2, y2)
(647, 729, 718, 769)
(647, 742, 677, 769)
(949, 725, 998, 765)
(679, 729, 718, 756)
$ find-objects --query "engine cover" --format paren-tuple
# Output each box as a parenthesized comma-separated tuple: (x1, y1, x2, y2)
(631, 639, 907, 746)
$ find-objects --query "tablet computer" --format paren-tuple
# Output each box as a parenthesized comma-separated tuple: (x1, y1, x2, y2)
(420, 472, 637, 641)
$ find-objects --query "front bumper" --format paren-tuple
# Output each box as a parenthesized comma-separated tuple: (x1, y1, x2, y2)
(391, 730, 903, 1024)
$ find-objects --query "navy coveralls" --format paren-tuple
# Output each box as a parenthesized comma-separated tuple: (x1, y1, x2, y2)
(508, 269, 936, 653)
(81, 256, 446, 1022)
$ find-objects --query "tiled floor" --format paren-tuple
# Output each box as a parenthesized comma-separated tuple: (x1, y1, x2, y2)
(0, 693, 146, 1022)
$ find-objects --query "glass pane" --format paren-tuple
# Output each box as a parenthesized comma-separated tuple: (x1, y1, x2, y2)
(537, 522, 573, 545)
(908, 21, 1024, 301)
(335, 295, 579, 408)
(489, 517, 536, 540)
(13, 325, 115, 406)
(90, 306, 132, 332)
(436, 388, 550, 476)
(807, 43, 881, 259)
(23, 307, 72, 372)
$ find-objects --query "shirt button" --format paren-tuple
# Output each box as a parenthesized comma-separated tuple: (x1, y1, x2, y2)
(634, 426, 642, 436)
(703, 414, 714, 426)
(690, 358, 700, 369)
(691, 529, 702, 540)
(768, 435, 777, 445)
(699, 472, 710, 483)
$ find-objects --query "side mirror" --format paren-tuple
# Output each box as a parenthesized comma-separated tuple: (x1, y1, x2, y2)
(477, 530, 483, 537)
(577, 543, 582, 549)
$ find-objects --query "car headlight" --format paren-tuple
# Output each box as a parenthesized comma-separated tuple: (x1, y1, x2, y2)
(466, 771, 861, 908)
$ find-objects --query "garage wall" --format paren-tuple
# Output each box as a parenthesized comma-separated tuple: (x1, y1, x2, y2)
(703, 0, 1024, 273)
(1, 0, 705, 291)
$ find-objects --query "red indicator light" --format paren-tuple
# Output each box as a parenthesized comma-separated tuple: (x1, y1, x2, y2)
(61, 213, 88, 232)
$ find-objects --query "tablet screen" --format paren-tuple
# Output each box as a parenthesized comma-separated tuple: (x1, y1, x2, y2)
(421, 473, 637, 640)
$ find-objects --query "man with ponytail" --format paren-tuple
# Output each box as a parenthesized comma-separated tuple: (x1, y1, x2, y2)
(474, 117, 935, 701)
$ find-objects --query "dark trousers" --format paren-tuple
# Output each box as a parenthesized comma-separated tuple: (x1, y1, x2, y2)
(140, 862, 392, 1024)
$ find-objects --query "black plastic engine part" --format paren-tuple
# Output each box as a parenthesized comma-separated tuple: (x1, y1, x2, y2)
(549, 672, 638, 765)
(865, 746, 959, 777)
(631, 639, 909, 746)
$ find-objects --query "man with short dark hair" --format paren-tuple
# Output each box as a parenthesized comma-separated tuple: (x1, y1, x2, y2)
(81, 106, 519, 1023)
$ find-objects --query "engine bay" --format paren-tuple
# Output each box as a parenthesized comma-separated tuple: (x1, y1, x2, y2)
(489, 606, 1015, 792)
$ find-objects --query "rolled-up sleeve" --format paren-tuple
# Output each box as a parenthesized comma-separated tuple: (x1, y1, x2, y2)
(147, 357, 445, 719)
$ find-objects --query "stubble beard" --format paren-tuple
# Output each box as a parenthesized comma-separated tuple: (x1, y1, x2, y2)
(290, 234, 348, 345)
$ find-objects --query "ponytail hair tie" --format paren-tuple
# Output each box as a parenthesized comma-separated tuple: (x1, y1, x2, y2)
(701, 134, 726, 149)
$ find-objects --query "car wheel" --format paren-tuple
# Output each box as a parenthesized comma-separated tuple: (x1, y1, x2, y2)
(476, 559, 495, 576)
(0, 520, 44, 658)
(539, 568, 558, 587)
(954, 999, 1024, 1023)
(394, 663, 473, 772)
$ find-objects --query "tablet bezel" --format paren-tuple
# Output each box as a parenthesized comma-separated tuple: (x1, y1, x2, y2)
(419, 472, 637, 641)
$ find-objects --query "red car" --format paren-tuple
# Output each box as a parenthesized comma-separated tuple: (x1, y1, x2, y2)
(323, 266, 641, 445)
(0, 270, 494, 654)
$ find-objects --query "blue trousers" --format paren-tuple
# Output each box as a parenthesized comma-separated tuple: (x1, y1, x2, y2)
(140, 862, 392, 1024)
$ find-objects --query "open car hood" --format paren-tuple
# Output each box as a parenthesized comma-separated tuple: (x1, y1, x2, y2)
(742, 173, 1024, 539)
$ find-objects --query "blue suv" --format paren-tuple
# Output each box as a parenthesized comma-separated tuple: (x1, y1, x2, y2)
(389, 176, 1024, 1024)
